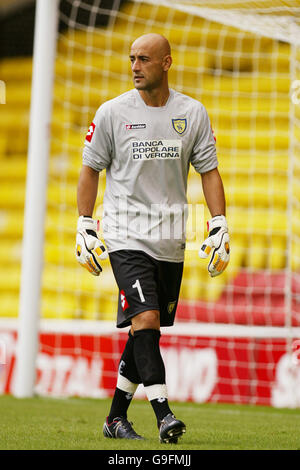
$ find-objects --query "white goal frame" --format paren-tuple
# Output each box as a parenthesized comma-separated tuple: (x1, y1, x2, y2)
(13, 0, 300, 398)
(14, 0, 59, 398)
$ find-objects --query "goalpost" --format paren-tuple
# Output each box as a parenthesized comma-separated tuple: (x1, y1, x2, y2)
(13, 0, 300, 405)
(14, 0, 59, 398)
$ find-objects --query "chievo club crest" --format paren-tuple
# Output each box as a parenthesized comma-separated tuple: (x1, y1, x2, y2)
(167, 301, 176, 314)
(172, 118, 187, 135)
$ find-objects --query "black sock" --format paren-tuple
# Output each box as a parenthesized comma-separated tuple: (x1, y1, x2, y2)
(150, 397, 172, 424)
(108, 387, 134, 424)
(107, 331, 140, 423)
(118, 330, 141, 384)
(133, 329, 172, 423)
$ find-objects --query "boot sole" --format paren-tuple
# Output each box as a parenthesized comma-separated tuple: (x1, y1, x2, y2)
(160, 425, 186, 443)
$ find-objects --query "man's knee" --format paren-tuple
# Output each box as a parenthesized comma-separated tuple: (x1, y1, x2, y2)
(131, 309, 160, 332)
(132, 328, 165, 386)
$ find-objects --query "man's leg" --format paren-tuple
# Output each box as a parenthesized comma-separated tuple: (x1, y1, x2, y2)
(131, 310, 186, 443)
(131, 310, 172, 421)
(106, 250, 185, 442)
(103, 330, 144, 440)
(107, 330, 140, 422)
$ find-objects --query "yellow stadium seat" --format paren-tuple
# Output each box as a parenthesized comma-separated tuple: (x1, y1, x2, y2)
(228, 208, 288, 235)
(47, 182, 77, 208)
(292, 240, 300, 271)
(0, 109, 29, 131)
(44, 244, 74, 267)
(0, 1, 298, 321)
(120, 3, 187, 25)
(199, 93, 289, 115)
(0, 184, 25, 210)
(0, 294, 20, 317)
(0, 240, 22, 265)
(217, 130, 288, 151)
(41, 292, 78, 319)
(269, 237, 286, 270)
(80, 294, 118, 321)
(56, 52, 131, 81)
(220, 151, 289, 174)
(0, 57, 32, 82)
(259, 42, 290, 73)
(5, 83, 31, 108)
(0, 268, 20, 293)
(247, 234, 267, 269)
(0, 136, 7, 156)
(0, 157, 27, 180)
(204, 272, 231, 302)
(222, 174, 289, 208)
(99, 298, 118, 321)
(0, 210, 24, 239)
(201, 74, 289, 94)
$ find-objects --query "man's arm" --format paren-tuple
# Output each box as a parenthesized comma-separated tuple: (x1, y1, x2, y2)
(76, 165, 107, 276)
(77, 165, 99, 216)
(199, 167, 230, 277)
(201, 167, 226, 217)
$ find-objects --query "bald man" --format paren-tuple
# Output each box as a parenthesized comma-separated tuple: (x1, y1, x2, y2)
(130, 33, 171, 101)
(76, 33, 229, 442)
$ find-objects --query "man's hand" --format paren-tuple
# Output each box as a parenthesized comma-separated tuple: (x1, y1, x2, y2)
(199, 215, 230, 277)
(76, 216, 108, 276)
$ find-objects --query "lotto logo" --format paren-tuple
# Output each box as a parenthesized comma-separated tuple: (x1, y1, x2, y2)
(126, 123, 146, 130)
(85, 122, 96, 142)
(120, 290, 129, 311)
(211, 126, 216, 142)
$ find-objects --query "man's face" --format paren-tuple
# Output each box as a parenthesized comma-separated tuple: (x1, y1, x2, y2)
(129, 41, 166, 91)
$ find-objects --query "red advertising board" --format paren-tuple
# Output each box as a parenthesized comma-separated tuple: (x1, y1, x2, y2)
(0, 325, 299, 407)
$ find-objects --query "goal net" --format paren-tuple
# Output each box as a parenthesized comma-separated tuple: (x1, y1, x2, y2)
(7, 0, 300, 405)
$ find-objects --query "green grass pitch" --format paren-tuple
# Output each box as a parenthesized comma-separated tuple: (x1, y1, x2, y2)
(0, 395, 300, 450)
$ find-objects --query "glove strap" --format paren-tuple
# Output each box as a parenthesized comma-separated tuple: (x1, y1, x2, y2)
(207, 215, 227, 234)
(77, 215, 99, 232)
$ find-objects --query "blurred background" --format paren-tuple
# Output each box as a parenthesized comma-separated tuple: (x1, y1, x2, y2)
(0, 0, 300, 405)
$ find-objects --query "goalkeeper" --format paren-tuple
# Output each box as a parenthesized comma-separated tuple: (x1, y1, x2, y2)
(76, 33, 229, 443)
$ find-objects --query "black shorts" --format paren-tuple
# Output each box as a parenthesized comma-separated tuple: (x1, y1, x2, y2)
(109, 250, 184, 328)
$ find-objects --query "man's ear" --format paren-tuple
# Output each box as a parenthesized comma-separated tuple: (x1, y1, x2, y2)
(163, 55, 172, 71)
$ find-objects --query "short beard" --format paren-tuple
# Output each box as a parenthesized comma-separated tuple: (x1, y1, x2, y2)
(133, 77, 161, 91)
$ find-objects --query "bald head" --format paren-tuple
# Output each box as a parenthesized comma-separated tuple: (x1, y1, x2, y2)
(129, 33, 172, 95)
(131, 33, 171, 59)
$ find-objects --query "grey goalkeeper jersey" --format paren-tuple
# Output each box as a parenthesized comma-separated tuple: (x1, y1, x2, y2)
(83, 88, 218, 262)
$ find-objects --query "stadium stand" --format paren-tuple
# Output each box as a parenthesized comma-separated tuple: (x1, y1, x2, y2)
(0, 0, 299, 327)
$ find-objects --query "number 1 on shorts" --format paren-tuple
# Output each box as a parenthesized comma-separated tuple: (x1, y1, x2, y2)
(132, 279, 145, 303)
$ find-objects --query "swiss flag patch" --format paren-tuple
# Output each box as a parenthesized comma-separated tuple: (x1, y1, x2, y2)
(120, 290, 129, 311)
(85, 122, 96, 142)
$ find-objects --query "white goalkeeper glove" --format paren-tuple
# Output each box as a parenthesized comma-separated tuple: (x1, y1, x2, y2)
(199, 215, 230, 277)
(76, 216, 108, 276)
